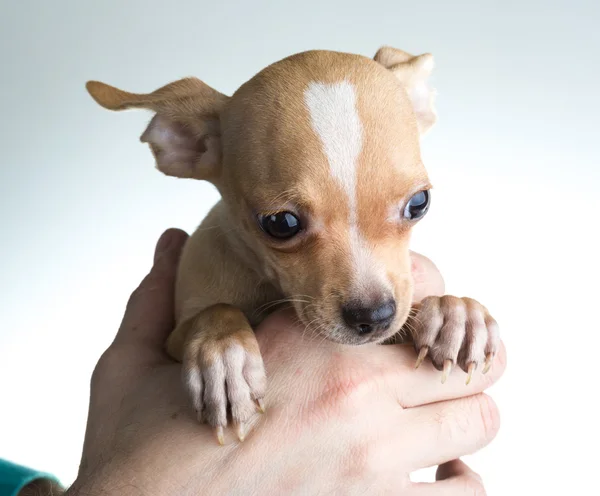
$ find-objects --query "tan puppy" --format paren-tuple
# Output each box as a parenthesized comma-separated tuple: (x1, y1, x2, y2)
(86, 46, 499, 445)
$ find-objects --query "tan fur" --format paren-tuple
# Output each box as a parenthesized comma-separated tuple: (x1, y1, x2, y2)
(85, 46, 499, 440)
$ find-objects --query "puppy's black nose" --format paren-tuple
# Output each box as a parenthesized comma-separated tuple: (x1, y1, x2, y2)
(342, 300, 396, 335)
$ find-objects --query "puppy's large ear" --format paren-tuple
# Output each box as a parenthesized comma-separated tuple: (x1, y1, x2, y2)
(374, 46, 437, 135)
(86, 77, 229, 181)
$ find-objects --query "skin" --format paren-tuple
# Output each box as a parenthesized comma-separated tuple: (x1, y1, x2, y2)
(62, 228, 505, 496)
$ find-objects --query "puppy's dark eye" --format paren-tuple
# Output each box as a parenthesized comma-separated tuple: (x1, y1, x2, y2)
(403, 190, 430, 220)
(259, 212, 302, 239)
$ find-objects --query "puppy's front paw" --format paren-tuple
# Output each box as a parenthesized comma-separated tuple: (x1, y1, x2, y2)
(411, 295, 500, 384)
(183, 327, 266, 444)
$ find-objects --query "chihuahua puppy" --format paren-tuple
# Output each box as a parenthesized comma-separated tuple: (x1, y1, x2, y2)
(86, 46, 499, 445)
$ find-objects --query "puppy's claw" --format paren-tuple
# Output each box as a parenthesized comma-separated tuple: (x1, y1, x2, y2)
(235, 423, 246, 442)
(483, 353, 494, 374)
(466, 362, 476, 385)
(215, 425, 225, 446)
(257, 398, 266, 413)
(441, 359, 453, 384)
(415, 347, 429, 369)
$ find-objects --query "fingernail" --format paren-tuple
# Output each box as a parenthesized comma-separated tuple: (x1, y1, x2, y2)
(154, 230, 174, 264)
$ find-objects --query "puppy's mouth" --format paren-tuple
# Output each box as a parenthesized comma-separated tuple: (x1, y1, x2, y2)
(295, 300, 410, 346)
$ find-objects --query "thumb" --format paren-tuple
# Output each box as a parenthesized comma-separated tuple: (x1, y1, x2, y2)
(112, 228, 189, 350)
(411, 460, 485, 494)
(435, 458, 483, 484)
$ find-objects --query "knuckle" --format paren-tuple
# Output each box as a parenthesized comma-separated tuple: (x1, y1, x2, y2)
(126, 283, 147, 309)
(126, 273, 164, 309)
(323, 367, 372, 414)
(300, 361, 376, 425)
(439, 394, 500, 446)
(91, 346, 123, 387)
(472, 393, 501, 440)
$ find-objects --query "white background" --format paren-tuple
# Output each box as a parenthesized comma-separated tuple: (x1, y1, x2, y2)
(1, 1, 599, 494)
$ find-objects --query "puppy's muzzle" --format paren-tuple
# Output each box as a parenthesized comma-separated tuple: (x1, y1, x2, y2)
(341, 299, 396, 336)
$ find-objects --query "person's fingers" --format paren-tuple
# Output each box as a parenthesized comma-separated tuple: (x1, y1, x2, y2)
(112, 228, 189, 349)
(390, 340, 506, 407)
(408, 459, 486, 495)
(398, 394, 500, 472)
(257, 308, 500, 475)
(255, 309, 505, 409)
(410, 251, 445, 304)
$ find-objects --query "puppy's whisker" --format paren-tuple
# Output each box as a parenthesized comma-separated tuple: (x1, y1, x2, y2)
(302, 316, 323, 339)
(303, 316, 330, 344)
(252, 297, 314, 323)
(255, 297, 310, 314)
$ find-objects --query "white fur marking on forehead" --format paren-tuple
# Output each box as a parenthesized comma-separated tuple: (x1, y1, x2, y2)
(305, 81, 391, 298)
(304, 80, 363, 220)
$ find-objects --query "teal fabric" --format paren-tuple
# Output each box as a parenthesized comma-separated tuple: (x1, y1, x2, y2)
(0, 459, 60, 496)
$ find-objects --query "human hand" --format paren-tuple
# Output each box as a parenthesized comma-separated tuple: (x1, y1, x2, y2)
(66, 228, 505, 495)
